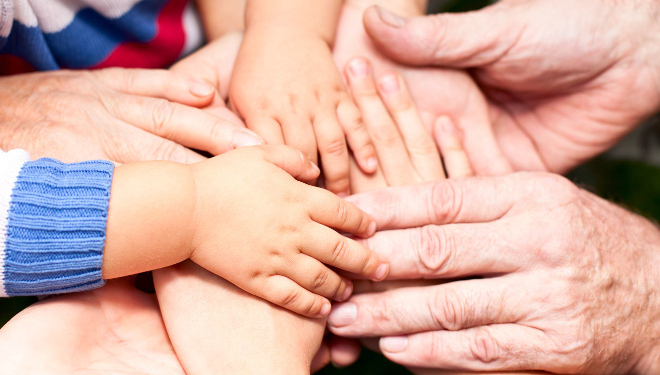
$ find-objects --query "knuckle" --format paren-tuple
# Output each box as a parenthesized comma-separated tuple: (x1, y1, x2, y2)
(336, 200, 350, 225)
(151, 141, 188, 162)
(427, 181, 462, 224)
(407, 137, 439, 157)
(320, 136, 347, 157)
(468, 328, 500, 364)
(416, 225, 451, 274)
(370, 126, 401, 147)
(430, 288, 465, 331)
(312, 270, 330, 291)
(331, 239, 349, 263)
(150, 99, 175, 134)
(281, 289, 302, 308)
(420, 331, 442, 363)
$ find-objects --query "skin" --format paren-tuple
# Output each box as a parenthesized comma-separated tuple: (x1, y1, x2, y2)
(362, 0, 660, 173)
(0, 68, 262, 164)
(326, 174, 660, 374)
(230, 0, 378, 196)
(103, 145, 389, 318)
(0, 278, 185, 375)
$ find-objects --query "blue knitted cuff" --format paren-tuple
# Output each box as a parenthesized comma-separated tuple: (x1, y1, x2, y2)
(2, 158, 114, 296)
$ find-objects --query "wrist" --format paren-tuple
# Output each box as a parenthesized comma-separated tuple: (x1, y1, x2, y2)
(103, 161, 196, 279)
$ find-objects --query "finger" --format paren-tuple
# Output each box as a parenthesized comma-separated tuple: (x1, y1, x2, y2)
(112, 95, 264, 155)
(280, 115, 318, 165)
(433, 117, 474, 178)
(337, 97, 378, 174)
(346, 175, 521, 229)
(302, 224, 388, 282)
(328, 277, 525, 337)
(360, 223, 521, 279)
(260, 145, 321, 182)
(261, 275, 331, 318)
(380, 325, 547, 372)
(110, 123, 207, 164)
(377, 72, 444, 181)
(313, 111, 351, 196)
(311, 343, 331, 373)
(243, 115, 286, 145)
(329, 336, 362, 368)
(349, 156, 387, 195)
(308, 188, 376, 237)
(346, 58, 415, 185)
(94, 68, 215, 106)
(362, 5, 518, 68)
(286, 255, 353, 301)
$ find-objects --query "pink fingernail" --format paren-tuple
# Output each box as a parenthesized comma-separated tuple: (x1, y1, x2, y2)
(376, 6, 405, 28)
(349, 59, 369, 78)
(233, 132, 264, 148)
(190, 80, 214, 97)
(340, 282, 353, 301)
(438, 116, 456, 135)
(378, 74, 400, 94)
(367, 221, 377, 236)
(337, 191, 349, 198)
(366, 157, 378, 172)
(328, 302, 357, 327)
(311, 162, 321, 174)
(373, 263, 388, 280)
(320, 302, 332, 316)
(381, 336, 408, 353)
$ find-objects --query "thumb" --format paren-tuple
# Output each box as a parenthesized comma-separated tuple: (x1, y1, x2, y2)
(261, 145, 321, 182)
(363, 5, 518, 68)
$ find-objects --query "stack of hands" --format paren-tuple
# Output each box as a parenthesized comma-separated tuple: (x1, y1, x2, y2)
(1, 0, 660, 374)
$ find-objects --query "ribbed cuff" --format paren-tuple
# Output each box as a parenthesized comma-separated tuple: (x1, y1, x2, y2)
(1, 158, 114, 296)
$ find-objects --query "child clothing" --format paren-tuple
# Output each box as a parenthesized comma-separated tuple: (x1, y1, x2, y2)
(0, 149, 114, 297)
(0, 0, 203, 75)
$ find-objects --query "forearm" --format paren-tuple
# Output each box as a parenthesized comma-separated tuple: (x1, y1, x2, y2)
(102, 161, 195, 279)
(194, 0, 246, 40)
(245, 0, 343, 45)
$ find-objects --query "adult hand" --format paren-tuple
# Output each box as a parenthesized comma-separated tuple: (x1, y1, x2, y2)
(0, 278, 185, 375)
(334, 1, 512, 176)
(363, 0, 660, 173)
(0, 66, 261, 163)
(329, 173, 660, 374)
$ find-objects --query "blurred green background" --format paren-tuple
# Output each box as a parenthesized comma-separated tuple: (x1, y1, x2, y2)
(1, 1, 659, 375)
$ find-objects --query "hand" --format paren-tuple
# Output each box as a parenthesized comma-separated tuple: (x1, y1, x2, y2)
(188, 145, 389, 317)
(363, 0, 660, 173)
(230, 27, 377, 196)
(334, 2, 513, 177)
(328, 173, 660, 373)
(0, 278, 185, 375)
(0, 68, 263, 164)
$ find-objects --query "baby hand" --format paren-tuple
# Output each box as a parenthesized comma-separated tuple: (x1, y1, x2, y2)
(230, 30, 377, 196)
(188, 145, 388, 317)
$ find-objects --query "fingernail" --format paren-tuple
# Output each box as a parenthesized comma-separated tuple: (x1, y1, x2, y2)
(340, 282, 353, 301)
(438, 116, 456, 135)
(367, 221, 377, 236)
(328, 302, 357, 327)
(190, 80, 214, 97)
(366, 157, 378, 172)
(337, 191, 349, 198)
(378, 74, 400, 94)
(233, 131, 264, 148)
(349, 58, 369, 78)
(381, 336, 408, 353)
(320, 302, 332, 317)
(373, 263, 388, 281)
(311, 162, 321, 174)
(377, 6, 405, 28)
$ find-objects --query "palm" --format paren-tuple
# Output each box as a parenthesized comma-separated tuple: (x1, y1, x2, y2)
(0, 279, 185, 375)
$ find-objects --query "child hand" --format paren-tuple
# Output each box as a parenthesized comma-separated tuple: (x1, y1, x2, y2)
(188, 145, 388, 317)
(230, 29, 378, 197)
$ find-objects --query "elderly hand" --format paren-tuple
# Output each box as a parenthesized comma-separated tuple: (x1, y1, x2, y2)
(0, 66, 261, 163)
(363, 0, 660, 173)
(0, 278, 185, 375)
(328, 173, 660, 374)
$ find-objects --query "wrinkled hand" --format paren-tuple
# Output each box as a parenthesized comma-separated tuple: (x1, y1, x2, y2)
(363, 0, 660, 172)
(334, 2, 512, 177)
(0, 67, 261, 163)
(327, 173, 660, 373)
(0, 278, 184, 375)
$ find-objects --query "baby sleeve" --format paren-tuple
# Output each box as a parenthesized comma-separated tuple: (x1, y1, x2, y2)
(0, 150, 115, 297)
